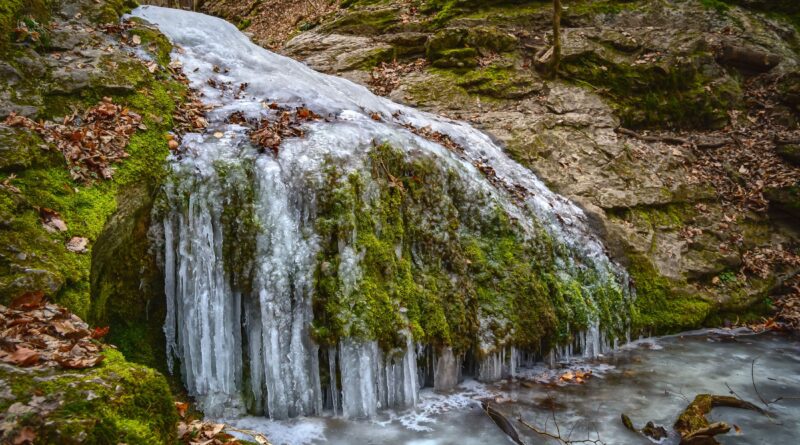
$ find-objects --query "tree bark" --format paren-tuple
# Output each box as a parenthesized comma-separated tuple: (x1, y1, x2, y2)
(552, 0, 562, 78)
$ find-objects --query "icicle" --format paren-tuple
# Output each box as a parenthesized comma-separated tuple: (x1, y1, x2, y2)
(131, 3, 636, 421)
(329, 347, 339, 416)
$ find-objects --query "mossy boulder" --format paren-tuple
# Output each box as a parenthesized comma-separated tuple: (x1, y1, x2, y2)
(426, 26, 517, 67)
(0, 0, 187, 371)
(776, 144, 800, 166)
(310, 144, 629, 354)
(562, 50, 741, 129)
(0, 349, 177, 445)
(766, 185, 800, 218)
(321, 8, 400, 36)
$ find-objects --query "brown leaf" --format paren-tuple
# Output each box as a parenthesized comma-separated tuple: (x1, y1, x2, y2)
(175, 401, 189, 418)
(91, 326, 110, 339)
(55, 353, 104, 369)
(51, 319, 79, 337)
(40, 208, 68, 232)
(7, 347, 40, 367)
(13, 427, 36, 445)
(11, 291, 45, 310)
(66, 237, 89, 253)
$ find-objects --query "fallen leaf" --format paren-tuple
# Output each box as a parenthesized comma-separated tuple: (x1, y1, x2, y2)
(55, 354, 104, 369)
(11, 291, 45, 310)
(67, 237, 89, 253)
(213, 131, 224, 138)
(13, 427, 36, 445)
(175, 401, 189, 418)
(40, 208, 68, 232)
(91, 326, 110, 339)
(7, 347, 40, 367)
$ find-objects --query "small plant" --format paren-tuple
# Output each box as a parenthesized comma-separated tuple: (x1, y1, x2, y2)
(719, 271, 737, 283)
(13, 16, 49, 49)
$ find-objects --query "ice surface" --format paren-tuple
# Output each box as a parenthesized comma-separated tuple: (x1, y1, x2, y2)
(134, 5, 630, 420)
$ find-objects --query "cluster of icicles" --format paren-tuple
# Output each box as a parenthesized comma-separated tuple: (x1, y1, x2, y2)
(134, 6, 627, 420)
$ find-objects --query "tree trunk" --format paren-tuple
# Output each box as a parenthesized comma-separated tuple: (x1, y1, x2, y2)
(552, 0, 562, 78)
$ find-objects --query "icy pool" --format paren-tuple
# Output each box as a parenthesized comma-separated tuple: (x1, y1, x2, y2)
(226, 330, 800, 445)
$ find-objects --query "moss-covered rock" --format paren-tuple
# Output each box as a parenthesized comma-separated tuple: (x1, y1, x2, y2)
(311, 144, 628, 354)
(765, 185, 800, 218)
(628, 253, 714, 333)
(321, 8, 400, 36)
(425, 26, 518, 67)
(0, 1, 188, 374)
(562, 51, 741, 129)
(0, 349, 177, 445)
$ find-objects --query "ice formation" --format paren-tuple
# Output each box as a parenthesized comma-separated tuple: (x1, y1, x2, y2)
(133, 6, 630, 419)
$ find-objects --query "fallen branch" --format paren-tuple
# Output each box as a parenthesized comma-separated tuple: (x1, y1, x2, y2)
(750, 356, 800, 408)
(674, 394, 765, 445)
(482, 402, 525, 445)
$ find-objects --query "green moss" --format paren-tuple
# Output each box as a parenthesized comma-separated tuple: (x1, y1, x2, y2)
(129, 24, 173, 67)
(0, 0, 55, 52)
(563, 51, 740, 129)
(699, 0, 731, 13)
(90, 0, 139, 25)
(354, 46, 397, 70)
(321, 8, 400, 35)
(567, 0, 639, 16)
(0, 349, 177, 445)
(421, 0, 541, 25)
(216, 160, 259, 294)
(629, 254, 713, 334)
(312, 143, 628, 355)
(435, 60, 538, 98)
(430, 47, 478, 68)
(1, 15, 187, 376)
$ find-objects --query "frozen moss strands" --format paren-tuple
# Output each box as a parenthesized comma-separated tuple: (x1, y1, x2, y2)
(136, 5, 631, 419)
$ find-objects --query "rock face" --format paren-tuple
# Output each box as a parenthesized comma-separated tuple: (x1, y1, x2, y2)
(219, 0, 800, 333)
(0, 0, 181, 442)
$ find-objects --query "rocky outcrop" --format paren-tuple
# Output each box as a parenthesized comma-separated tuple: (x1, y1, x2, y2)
(1, 0, 182, 442)
(250, 0, 800, 334)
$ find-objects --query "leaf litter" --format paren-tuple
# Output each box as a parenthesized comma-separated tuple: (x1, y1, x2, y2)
(3, 97, 141, 182)
(0, 292, 107, 369)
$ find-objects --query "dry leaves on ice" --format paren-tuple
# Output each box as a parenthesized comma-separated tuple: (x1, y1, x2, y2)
(559, 369, 592, 384)
(3, 97, 141, 182)
(249, 106, 322, 155)
(175, 404, 270, 445)
(0, 292, 107, 369)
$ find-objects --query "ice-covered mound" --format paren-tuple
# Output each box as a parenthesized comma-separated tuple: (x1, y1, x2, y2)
(132, 6, 632, 420)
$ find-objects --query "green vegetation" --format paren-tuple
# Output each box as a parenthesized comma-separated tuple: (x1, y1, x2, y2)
(0, 0, 55, 51)
(321, 8, 400, 35)
(0, 11, 188, 372)
(311, 144, 629, 355)
(0, 349, 177, 445)
(562, 51, 741, 129)
(628, 254, 713, 333)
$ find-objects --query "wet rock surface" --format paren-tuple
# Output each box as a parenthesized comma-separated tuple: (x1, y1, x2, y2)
(238, 0, 800, 331)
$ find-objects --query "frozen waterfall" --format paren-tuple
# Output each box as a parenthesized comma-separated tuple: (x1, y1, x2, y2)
(134, 6, 630, 420)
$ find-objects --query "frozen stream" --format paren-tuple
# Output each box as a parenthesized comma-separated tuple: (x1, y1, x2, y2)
(226, 330, 800, 445)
